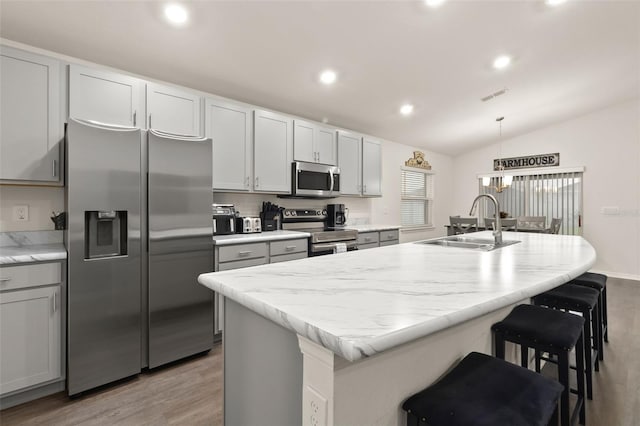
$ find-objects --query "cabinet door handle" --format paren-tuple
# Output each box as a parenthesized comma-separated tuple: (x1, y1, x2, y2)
(317, 152, 320, 162)
(363, 184, 367, 194)
(133, 111, 137, 126)
(255, 177, 259, 188)
(245, 176, 250, 188)
(285, 245, 296, 251)
(0, 277, 11, 283)
(52, 291, 58, 313)
(149, 114, 152, 129)
(52, 159, 57, 177)
(238, 251, 252, 257)
(364, 237, 372, 242)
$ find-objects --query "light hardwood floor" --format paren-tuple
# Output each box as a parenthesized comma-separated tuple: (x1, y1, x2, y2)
(1, 278, 638, 425)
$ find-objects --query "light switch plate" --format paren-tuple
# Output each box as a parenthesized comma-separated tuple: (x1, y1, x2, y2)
(13, 205, 29, 221)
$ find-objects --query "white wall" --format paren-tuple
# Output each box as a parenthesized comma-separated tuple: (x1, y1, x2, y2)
(452, 99, 640, 279)
(370, 140, 454, 243)
(0, 186, 64, 232)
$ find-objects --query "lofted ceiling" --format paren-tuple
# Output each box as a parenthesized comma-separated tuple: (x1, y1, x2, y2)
(1, 0, 639, 156)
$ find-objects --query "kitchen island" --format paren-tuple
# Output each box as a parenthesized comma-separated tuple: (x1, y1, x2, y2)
(198, 231, 596, 426)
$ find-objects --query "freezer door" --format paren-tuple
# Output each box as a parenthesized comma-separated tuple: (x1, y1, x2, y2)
(66, 119, 142, 395)
(147, 130, 214, 368)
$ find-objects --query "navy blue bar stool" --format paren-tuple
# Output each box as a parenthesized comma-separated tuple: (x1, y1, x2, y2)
(571, 272, 608, 346)
(492, 304, 586, 426)
(532, 283, 601, 400)
(401, 351, 563, 426)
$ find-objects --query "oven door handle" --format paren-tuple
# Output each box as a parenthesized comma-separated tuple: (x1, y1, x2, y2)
(311, 241, 357, 253)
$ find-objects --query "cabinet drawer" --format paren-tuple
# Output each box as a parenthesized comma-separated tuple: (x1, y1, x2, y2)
(358, 242, 379, 251)
(270, 238, 308, 256)
(218, 243, 268, 263)
(218, 257, 267, 271)
(357, 232, 379, 245)
(379, 240, 399, 247)
(270, 252, 308, 264)
(380, 230, 399, 242)
(0, 262, 62, 292)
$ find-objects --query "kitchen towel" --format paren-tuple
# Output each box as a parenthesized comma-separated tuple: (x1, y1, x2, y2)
(333, 243, 347, 254)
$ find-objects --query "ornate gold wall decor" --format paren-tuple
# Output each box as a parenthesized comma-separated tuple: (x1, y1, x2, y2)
(405, 151, 431, 169)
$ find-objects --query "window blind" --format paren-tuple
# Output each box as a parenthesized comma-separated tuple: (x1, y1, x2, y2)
(401, 169, 433, 227)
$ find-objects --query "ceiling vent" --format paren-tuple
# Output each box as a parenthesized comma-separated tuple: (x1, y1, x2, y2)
(481, 88, 508, 102)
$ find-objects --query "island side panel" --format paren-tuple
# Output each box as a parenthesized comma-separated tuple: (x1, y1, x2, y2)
(224, 299, 303, 426)
(332, 302, 523, 426)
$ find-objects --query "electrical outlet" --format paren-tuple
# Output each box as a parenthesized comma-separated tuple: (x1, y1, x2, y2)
(304, 387, 327, 426)
(13, 205, 29, 221)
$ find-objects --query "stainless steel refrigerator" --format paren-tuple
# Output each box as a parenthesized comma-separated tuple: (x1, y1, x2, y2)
(66, 119, 213, 395)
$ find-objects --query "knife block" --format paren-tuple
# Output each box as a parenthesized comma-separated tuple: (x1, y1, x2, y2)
(260, 212, 278, 231)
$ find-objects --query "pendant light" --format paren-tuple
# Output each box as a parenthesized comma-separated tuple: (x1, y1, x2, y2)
(483, 116, 513, 192)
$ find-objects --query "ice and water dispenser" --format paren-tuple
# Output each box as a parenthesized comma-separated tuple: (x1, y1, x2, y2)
(84, 210, 128, 259)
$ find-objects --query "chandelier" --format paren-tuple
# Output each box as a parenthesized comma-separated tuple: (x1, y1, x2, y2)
(482, 116, 513, 193)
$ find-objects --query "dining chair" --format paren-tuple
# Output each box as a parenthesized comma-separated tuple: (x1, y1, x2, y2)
(545, 218, 562, 234)
(486, 218, 517, 231)
(450, 216, 478, 234)
(517, 216, 546, 230)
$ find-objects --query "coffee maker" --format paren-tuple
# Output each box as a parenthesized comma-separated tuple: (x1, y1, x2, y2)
(326, 204, 347, 228)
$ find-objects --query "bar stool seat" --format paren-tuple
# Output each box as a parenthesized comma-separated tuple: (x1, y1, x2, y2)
(571, 272, 608, 344)
(401, 351, 564, 426)
(492, 304, 586, 426)
(533, 283, 601, 401)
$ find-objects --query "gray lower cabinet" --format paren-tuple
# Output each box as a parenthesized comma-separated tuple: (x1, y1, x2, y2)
(1, 46, 62, 183)
(0, 262, 64, 406)
(213, 238, 308, 333)
(357, 229, 399, 250)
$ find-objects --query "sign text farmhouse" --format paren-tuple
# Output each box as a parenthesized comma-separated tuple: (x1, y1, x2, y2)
(494, 153, 560, 171)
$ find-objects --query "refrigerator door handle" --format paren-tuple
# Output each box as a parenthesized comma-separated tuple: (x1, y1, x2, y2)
(70, 117, 138, 131)
(148, 128, 207, 142)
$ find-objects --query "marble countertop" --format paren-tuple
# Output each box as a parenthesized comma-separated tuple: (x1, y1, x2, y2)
(1, 243, 67, 265)
(346, 224, 401, 232)
(212, 230, 310, 246)
(199, 231, 596, 362)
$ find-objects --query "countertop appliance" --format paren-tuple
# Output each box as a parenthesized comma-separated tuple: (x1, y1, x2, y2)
(326, 203, 347, 228)
(66, 119, 213, 395)
(212, 204, 236, 235)
(235, 217, 262, 234)
(281, 208, 357, 256)
(290, 161, 340, 198)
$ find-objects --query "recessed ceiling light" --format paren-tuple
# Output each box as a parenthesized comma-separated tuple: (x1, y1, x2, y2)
(546, 0, 567, 6)
(425, 0, 446, 7)
(319, 70, 337, 85)
(164, 3, 188, 26)
(493, 55, 512, 70)
(400, 104, 414, 116)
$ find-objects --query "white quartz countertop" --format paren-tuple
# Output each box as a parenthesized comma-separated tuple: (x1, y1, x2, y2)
(212, 230, 310, 246)
(198, 231, 596, 362)
(346, 224, 401, 232)
(0, 244, 67, 265)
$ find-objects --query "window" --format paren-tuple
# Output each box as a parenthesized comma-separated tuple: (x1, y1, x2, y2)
(479, 170, 583, 235)
(401, 167, 434, 227)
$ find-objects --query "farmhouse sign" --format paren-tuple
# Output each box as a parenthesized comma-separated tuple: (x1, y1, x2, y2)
(494, 153, 560, 171)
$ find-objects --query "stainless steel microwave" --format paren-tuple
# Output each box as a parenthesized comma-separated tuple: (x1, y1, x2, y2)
(291, 161, 340, 198)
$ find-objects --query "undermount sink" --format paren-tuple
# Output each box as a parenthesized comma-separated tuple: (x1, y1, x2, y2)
(417, 236, 520, 251)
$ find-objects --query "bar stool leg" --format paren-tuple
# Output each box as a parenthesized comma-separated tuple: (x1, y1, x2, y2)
(576, 333, 586, 425)
(602, 287, 608, 342)
(558, 352, 571, 426)
(521, 344, 529, 368)
(596, 300, 604, 362)
(583, 310, 593, 400)
(591, 306, 600, 372)
(535, 349, 542, 373)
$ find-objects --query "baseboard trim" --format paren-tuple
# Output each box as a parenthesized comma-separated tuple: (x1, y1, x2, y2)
(589, 269, 640, 283)
(0, 380, 65, 410)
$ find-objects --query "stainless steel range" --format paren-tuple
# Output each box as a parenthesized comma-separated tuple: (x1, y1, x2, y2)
(281, 208, 358, 256)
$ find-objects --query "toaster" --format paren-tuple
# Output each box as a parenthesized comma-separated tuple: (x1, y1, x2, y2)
(235, 217, 262, 234)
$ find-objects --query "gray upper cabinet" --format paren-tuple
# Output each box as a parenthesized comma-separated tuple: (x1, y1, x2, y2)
(147, 83, 202, 137)
(293, 120, 337, 166)
(337, 130, 362, 196)
(0, 46, 62, 183)
(205, 98, 252, 191)
(362, 137, 382, 196)
(253, 110, 292, 193)
(69, 64, 144, 127)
